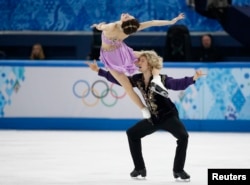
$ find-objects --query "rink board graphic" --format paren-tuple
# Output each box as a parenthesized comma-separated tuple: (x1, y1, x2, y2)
(0, 61, 250, 131)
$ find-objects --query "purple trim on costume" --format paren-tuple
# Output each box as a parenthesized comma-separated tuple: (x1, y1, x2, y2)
(164, 76, 195, 90)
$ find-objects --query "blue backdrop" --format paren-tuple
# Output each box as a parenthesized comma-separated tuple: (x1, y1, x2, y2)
(1, 0, 249, 32)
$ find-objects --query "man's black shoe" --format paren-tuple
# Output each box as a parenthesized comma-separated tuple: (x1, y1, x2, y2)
(173, 170, 190, 180)
(130, 168, 147, 178)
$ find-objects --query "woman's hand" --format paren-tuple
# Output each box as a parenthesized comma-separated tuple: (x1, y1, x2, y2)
(176, 13, 185, 21)
(85, 60, 100, 72)
(171, 13, 185, 24)
(91, 22, 106, 30)
(193, 70, 206, 81)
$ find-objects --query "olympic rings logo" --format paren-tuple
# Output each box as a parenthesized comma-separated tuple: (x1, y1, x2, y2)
(72, 79, 127, 107)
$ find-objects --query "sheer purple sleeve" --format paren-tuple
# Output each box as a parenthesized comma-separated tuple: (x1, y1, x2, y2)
(98, 69, 137, 87)
(98, 69, 121, 85)
(165, 76, 195, 90)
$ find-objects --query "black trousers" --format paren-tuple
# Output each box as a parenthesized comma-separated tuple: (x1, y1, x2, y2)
(126, 114, 189, 172)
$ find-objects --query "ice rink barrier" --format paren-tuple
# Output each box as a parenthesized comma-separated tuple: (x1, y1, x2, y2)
(1, 60, 250, 132)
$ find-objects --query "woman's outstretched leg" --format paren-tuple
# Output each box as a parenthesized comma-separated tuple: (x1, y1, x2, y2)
(109, 69, 150, 119)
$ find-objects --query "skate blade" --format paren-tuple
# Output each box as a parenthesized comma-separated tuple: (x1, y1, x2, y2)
(150, 83, 168, 98)
(175, 178, 191, 182)
(131, 176, 146, 180)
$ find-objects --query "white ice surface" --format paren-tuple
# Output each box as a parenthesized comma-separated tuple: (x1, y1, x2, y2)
(0, 130, 250, 185)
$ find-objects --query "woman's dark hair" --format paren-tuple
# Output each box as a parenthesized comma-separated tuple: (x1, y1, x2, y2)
(121, 19, 140, 35)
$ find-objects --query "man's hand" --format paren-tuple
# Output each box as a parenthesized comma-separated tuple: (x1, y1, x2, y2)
(193, 70, 206, 81)
(85, 60, 100, 72)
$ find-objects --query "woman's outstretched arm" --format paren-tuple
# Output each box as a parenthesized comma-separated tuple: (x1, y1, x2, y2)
(138, 13, 185, 31)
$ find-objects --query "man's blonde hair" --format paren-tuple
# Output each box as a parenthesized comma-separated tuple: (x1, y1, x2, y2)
(140, 50, 163, 70)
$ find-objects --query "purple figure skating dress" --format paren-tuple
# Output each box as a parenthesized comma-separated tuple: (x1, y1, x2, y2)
(99, 33, 138, 74)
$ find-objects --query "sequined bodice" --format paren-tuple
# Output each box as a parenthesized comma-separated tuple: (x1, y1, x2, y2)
(101, 33, 122, 46)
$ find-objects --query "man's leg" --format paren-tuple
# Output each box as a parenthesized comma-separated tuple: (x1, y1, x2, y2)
(160, 115, 190, 180)
(126, 119, 157, 177)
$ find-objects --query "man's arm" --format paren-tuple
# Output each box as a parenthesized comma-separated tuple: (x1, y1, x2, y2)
(85, 60, 134, 86)
(165, 76, 195, 90)
(165, 70, 205, 90)
(98, 68, 121, 85)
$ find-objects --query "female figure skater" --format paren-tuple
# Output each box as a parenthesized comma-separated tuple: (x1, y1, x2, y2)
(91, 13, 185, 118)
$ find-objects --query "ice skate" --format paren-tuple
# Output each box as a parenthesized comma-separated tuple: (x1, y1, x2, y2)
(141, 107, 151, 119)
(150, 76, 168, 98)
(130, 168, 147, 179)
(150, 81, 168, 98)
(173, 170, 190, 182)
